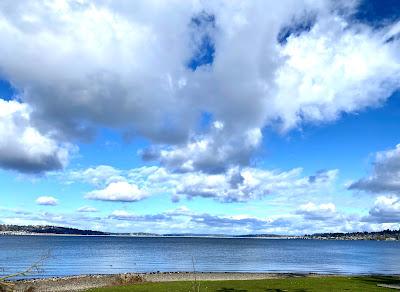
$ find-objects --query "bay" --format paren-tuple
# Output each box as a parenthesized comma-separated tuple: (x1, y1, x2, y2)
(0, 235, 399, 278)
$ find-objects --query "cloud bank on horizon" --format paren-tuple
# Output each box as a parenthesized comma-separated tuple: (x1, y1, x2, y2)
(0, 0, 400, 234)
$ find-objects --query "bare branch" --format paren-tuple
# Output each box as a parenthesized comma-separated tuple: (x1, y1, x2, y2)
(0, 250, 51, 283)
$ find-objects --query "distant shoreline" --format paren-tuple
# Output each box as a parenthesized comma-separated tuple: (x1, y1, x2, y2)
(1, 224, 400, 240)
(0, 233, 399, 241)
(0, 233, 297, 239)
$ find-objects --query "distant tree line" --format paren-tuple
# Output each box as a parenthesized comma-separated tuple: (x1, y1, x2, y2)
(305, 229, 400, 240)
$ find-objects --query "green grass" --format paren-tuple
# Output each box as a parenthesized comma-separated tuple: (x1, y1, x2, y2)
(87, 276, 400, 292)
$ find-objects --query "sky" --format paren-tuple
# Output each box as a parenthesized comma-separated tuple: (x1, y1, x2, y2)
(0, 0, 400, 235)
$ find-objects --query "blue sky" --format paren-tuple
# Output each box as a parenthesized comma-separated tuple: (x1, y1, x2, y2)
(0, 0, 400, 235)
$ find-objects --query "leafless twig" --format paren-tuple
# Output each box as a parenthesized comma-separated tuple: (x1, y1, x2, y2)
(0, 250, 52, 290)
(191, 256, 201, 292)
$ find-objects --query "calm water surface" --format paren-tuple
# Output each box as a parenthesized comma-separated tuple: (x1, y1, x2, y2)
(1, 235, 399, 278)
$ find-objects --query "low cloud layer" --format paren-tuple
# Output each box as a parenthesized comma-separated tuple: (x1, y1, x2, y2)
(1, 203, 387, 235)
(68, 165, 338, 203)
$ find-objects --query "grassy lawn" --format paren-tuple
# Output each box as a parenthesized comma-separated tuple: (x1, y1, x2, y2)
(87, 276, 400, 292)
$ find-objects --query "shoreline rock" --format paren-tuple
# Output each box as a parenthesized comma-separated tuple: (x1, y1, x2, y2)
(4, 272, 400, 292)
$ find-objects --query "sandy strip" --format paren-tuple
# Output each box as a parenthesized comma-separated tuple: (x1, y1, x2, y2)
(7, 272, 321, 292)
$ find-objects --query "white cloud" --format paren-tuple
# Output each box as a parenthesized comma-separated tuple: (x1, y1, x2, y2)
(2, 199, 391, 235)
(0, 0, 197, 142)
(68, 165, 124, 186)
(363, 195, 400, 223)
(0, 1, 399, 174)
(142, 127, 262, 173)
(77, 206, 98, 213)
(109, 209, 172, 222)
(104, 205, 368, 235)
(36, 196, 58, 206)
(110, 210, 134, 219)
(173, 167, 338, 202)
(73, 165, 338, 203)
(85, 181, 148, 202)
(349, 144, 400, 193)
(273, 17, 400, 131)
(296, 202, 337, 220)
(0, 99, 73, 173)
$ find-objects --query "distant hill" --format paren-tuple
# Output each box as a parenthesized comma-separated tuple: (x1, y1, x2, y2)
(0, 224, 109, 235)
(0, 225, 158, 236)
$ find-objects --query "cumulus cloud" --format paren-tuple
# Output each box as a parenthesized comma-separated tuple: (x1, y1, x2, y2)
(36, 196, 58, 206)
(141, 125, 262, 173)
(0, 0, 197, 142)
(0, 1, 399, 173)
(272, 16, 400, 131)
(85, 181, 148, 202)
(363, 195, 400, 223)
(349, 144, 400, 193)
(0, 99, 72, 173)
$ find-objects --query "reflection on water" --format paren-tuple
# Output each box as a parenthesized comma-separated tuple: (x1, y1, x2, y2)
(0, 236, 399, 278)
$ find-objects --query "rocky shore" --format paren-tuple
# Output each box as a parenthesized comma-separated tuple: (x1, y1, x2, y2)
(7, 272, 318, 292)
